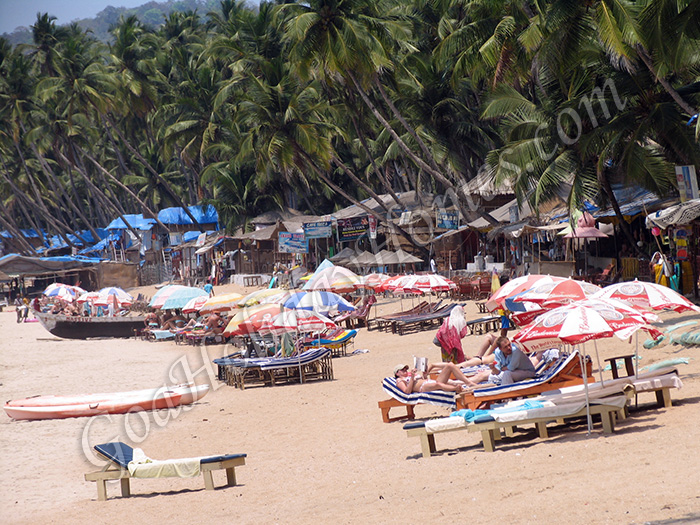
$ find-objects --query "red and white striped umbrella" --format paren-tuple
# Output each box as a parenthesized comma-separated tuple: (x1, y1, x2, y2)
(487, 274, 566, 311)
(513, 298, 660, 352)
(182, 295, 209, 314)
(76, 291, 101, 304)
(396, 274, 456, 294)
(93, 287, 133, 307)
(44, 283, 87, 303)
(513, 278, 602, 309)
(592, 279, 700, 313)
(260, 310, 337, 336)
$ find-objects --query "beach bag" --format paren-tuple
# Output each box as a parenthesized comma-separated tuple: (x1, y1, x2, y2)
(433, 336, 441, 347)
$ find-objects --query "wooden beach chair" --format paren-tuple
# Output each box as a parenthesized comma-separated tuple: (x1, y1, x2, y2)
(378, 376, 458, 423)
(457, 351, 594, 411)
(213, 347, 334, 389)
(405, 385, 633, 456)
(85, 442, 246, 501)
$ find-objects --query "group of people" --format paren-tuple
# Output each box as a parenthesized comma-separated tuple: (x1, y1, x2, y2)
(393, 305, 541, 395)
(143, 309, 227, 337)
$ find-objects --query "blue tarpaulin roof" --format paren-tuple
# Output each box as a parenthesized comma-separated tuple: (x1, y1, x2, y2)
(182, 230, 204, 243)
(1, 228, 43, 239)
(158, 205, 218, 226)
(78, 233, 131, 255)
(0, 253, 105, 275)
(106, 214, 156, 231)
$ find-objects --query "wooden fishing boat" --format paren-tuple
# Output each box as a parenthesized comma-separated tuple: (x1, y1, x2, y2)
(34, 310, 147, 339)
(4, 383, 209, 420)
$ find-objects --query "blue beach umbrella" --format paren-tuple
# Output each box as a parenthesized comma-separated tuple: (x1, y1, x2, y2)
(283, 291, 355, 315)
(160, 287, 208, 310)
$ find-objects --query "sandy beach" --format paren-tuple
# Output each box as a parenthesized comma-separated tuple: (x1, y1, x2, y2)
(1, 285, 699, 524)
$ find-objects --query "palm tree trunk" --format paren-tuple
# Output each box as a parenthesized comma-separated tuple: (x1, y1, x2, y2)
(13, 142, 80, 248)
(347, 71, 497, 226)
(76, 147, 171, 233)
(0, 202, 38, 254)
(636, 45, 698, 116)
(104, 114, 203, 229)
(599, 169, 647, 258)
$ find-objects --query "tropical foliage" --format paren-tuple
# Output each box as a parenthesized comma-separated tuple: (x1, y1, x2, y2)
(0, 0, 698, 253)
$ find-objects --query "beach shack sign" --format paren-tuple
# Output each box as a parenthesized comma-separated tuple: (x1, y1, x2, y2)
(303, 220, 332, 239)
(336, 216, 369, 242)
(436, 209, 459, 229)
(278, 232, 308, 253)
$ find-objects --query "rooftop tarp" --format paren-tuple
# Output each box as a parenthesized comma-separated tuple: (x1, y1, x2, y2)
(1, 228, 43, 239)
(106, 214, 156, 231)
(645, 198, 700, 229)
(0, 254, 103, 275)
(593, 185, 676, 222)
(158, 205, 219, 226)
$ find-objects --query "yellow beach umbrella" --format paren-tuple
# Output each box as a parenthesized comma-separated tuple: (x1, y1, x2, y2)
(199, 292, 245, 314)
(237, 287, 287, 307)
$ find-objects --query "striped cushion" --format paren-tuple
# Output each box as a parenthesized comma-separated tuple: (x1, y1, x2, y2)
(382, 377, 456, 408)
(214, 347, 331, 370)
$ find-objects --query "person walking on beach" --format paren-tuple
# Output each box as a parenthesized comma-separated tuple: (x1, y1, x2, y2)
(434, 305, 469, 363)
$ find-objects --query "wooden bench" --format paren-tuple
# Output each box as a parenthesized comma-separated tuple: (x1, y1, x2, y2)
(85, 442, 246, 501)
(466, 315, 500, 335)
(406, 400, 626, 457)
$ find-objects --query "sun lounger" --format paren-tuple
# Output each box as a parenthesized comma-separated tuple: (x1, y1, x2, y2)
(146, 329, 176, 341)
(457, 350, 593, 410)
(85, 441, 246, 501)
(405, 384, 634, 456)
(465, 315, 501, 335)
(542, 367, 683, 409)
(378, 376, 458, 423)
(392, 303, 464, 335)
(301, 329, 357, 357)
(367, 301, 432, 331)
(213, 347, 334, 389)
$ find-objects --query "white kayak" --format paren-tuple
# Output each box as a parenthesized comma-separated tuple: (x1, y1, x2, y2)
(4, 383, 209, 421)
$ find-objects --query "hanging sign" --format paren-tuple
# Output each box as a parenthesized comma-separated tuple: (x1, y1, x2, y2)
(436, 209, 459, 229)
(278, 232, 308, 253)
(368, 216, 377, 239)
(675, 165, 699, 202)
(336, 216, 369, 242)
(303, 221, 332, 239)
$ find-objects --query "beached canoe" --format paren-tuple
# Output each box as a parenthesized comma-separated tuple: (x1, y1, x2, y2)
(3, 383, 209, 421)
(34, 310, 147, 339)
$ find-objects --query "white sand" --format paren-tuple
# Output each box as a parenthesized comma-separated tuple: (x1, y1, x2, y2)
(1, 286, 699, 524)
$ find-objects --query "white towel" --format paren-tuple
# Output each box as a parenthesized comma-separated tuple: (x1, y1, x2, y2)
(425, 416, 467, 433)
(128, 448, 201, 478)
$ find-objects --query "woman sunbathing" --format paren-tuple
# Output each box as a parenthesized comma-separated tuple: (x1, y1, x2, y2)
(393, 363, 477, 394)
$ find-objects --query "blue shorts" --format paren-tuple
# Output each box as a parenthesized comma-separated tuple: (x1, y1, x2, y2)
(501, 316, 511, 329)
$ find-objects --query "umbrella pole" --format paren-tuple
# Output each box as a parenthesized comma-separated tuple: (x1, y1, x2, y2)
(593, 339, 605, 386)
(579, 343, 592, 435)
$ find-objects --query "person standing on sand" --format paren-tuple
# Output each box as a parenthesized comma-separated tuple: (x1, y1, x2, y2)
(434, 305, 469, 363)
(203, 281, 214, 297)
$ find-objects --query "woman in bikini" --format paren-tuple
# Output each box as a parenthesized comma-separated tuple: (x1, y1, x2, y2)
(393, 363, 477, 394)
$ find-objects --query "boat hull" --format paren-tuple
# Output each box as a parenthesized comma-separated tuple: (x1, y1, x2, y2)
(4, 384, 209, 421)
(34, 311, 146, 339)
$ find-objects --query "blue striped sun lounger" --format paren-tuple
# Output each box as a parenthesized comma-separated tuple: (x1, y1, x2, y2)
(213, 347, 334, 389)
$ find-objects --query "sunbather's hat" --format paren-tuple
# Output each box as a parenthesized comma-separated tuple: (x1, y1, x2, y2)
(394, 364, 409, 376)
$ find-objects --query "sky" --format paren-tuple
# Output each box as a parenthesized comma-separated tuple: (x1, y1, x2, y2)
(0, 0, 148, 34)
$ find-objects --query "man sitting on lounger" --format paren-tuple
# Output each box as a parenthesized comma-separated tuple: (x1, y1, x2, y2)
(467, 336, 536, 386)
